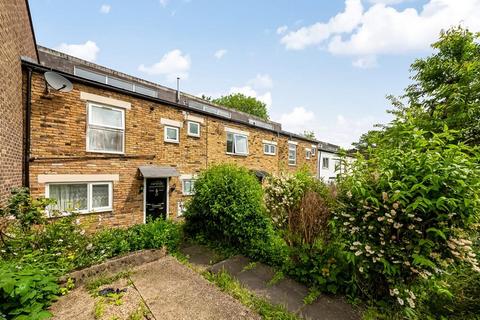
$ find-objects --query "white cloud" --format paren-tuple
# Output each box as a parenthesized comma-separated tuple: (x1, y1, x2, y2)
(368, 0, 409, 4)
(100, 4, 111, 14)
(352, 55, 378, 69)
(159, 0, 169, 7)
(138, 49, 191, 82)
(281, 0, 363, 50)
(281, 0, 480, 66)
(228, 86, 272, 109)
(214, 49, 227, 59)
(276, 25, 288, 35)
(54, 41, 99, 62)
(276, 107, 316, 134)
(247, 74, 273, 89)
(275, 107, 378, 148)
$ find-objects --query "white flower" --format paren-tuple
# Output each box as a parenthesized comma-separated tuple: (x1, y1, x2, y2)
(355, 250, 363, 256)
(353, 241, 361, 246)
(394, 223, 403, 229)
(397, 297, 404, 306)
(86, 243, 93, 251)
(359, 267, 364, 273)
(406, 297, 415, 308)
(377, 217, 385, 222)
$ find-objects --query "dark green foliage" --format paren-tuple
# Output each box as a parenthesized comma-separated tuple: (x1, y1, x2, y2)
(212, 93, 269, 120)
(0, 188, 53, 231)
(184, 164, 289, 266)
(0, 260, 59, 320)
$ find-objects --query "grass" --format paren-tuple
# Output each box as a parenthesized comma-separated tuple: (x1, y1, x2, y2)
(203, 270, 301, 320)
(85, 270, 132, 294)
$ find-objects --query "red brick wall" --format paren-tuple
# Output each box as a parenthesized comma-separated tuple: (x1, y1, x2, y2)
(28, 72, 317, 230)
(0, 0, 37, 206)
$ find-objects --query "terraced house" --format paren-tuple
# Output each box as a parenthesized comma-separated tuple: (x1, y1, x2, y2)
(18, 46, 328, 230)
(0, 1, 345, 230)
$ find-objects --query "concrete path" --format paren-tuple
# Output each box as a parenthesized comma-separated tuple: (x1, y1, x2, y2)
(50, 255, 259, 320)
(181, 244, 360, 320)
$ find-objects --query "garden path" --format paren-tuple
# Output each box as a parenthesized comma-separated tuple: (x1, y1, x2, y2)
(181, 244, 361, 320)
(50, 255, 259, 320)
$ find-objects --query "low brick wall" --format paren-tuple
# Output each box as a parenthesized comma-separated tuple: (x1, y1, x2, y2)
(61, 248, 167, 285)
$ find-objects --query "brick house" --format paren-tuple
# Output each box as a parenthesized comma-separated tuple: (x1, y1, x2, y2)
(19, 47, 322, 230)
(0, 0, 38, 206)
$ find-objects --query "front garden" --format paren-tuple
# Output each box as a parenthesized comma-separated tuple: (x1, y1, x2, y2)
(1, 27, 479, 320)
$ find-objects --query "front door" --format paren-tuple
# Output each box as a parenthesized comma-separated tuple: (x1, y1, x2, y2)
(145, 178, 167, 220)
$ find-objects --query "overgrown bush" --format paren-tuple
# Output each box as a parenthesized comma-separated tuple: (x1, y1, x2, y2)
(336, 126, 480, 312)
(264, 170, 333, 247)
(184, 164, 288, 265)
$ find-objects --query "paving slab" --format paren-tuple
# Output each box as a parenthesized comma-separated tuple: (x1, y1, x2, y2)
(180, 244, 222, 268)
(131, 255, 260, 320)
(210, 255, 361, 320)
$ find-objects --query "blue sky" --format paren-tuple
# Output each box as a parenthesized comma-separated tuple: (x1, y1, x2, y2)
(29, 0, 480, 147)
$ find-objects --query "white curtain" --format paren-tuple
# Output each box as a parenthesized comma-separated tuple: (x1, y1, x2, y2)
(49, 184, 88, 212)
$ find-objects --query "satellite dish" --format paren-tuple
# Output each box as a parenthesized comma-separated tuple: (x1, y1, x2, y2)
(44, 71, 73, 93)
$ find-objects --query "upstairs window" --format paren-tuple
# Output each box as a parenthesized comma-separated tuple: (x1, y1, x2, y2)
(311, 146, 316, 156)
(164, 126, 180, 143)
(288, 144, 297, 166)
(87, 103, 125, 154)
(306, 149, 311, 160)
(263, 143, 276, 155)
(322, 157, 330, 169)
(226, 132, 248, 155)
(187, 121, 200, 137)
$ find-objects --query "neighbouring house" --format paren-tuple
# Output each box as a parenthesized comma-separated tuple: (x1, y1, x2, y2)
(316, 141, 353, 183)
(0, 0, 38, 206)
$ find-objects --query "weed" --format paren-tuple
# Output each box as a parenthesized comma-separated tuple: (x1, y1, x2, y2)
(242, 262, 257, 272)
(303, 288, 320, 305)
(85, 270, 132, 294)
(267, 270, 285, 286)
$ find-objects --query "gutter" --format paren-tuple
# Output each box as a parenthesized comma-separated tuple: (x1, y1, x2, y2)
(21, 60, 319, 145)
(23, 67, 32, 188)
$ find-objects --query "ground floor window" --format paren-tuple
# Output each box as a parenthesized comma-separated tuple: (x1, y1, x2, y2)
(46, 182, 113, 215)
(177, 201, 186, 217)
(182, 179, 196, 195)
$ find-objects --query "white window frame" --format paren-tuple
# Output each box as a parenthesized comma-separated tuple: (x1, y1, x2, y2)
(311, 146, 316, 156)
(164, 125, 180, 143)
(288, 144, 297, 166)
(177, 201, 186, 217)
(263, 143, 276, 156)
(86, 102, 125, 154)
(226, 132, 249, 156)
(181, 179, 196, 196)
(322, 157, 330, 169)
(45, 181, 113, 216)
(306, 148, 311, 160)
(187, 121, 201, 137)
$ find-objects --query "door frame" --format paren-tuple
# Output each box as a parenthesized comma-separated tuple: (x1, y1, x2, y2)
(143, 177, 169, 223)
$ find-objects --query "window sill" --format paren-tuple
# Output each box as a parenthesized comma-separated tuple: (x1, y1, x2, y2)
(288, 164, 297, 166)
(47, 208, 113, 218)
(87, 150, 125, 155)
(226, 152, 249, 157)
(264, 153, 276, 156)
(164, 140, 180, 144)
(187, 134, 201, 138)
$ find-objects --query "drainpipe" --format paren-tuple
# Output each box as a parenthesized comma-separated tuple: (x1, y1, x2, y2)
(23, 67, 32, 188)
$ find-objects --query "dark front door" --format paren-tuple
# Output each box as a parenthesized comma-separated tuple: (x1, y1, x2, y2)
(145, 178, 167, 220)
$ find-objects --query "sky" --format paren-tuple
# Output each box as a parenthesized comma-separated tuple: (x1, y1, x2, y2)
(29, 0, 480, 147)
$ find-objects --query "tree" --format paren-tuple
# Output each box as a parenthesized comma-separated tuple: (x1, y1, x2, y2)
(212, 93, 269, 120)
(302, 130, 316, 139)
(392, 26, 480, 145)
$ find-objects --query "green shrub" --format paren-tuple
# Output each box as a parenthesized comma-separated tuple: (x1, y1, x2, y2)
(0, 259, 59, 320)
(287, 239, 354, 295)
(184, 164, 288, 265)
(336, 126, 480, 310)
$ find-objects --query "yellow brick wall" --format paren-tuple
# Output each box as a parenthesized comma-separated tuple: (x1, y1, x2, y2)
(0, 0, 38, 206)
(28, 72, 317, 229)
